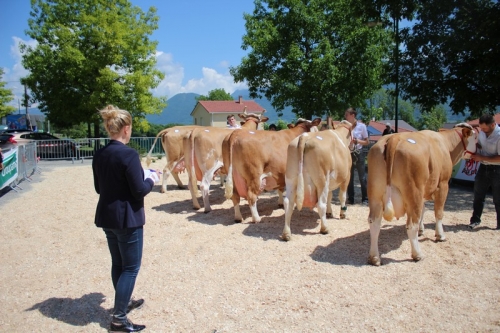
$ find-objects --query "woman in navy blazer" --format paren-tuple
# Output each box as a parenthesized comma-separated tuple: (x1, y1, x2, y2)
(93, 105, 158, 332)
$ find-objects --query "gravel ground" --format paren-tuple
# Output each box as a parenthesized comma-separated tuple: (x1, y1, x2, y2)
(0, 157, 499, 332)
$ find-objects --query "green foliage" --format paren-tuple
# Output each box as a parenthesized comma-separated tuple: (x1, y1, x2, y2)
(263, 119, 290, 130)
(399, 0, 500, 117)
(230, 0, 392, 120)
(20, 0, 167, 137)
(416, 105, 447, 131)
(0, 69, 16, 118)
(196, 88, 233, 101)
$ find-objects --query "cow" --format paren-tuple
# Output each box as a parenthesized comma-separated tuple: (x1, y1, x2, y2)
(282, 120, 353, 241)
(146, 125, 201, 193)
(185, 111, 269, 213)
(367, 123, 478, 266)
(223, 117, 322, 223)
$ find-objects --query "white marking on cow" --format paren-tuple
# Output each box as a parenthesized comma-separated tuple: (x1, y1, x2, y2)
(407, 139, 416, 144)
(249, 131, 255, 134)
(316, 136, 323, 140)
(174, 129, 179, 133)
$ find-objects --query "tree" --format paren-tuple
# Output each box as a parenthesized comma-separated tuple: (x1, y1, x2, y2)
(230, 0, 392, 120)
(20, 0, 167, 137)
(416, 105, 447, 131)
(0, 69, 16, 118)
(196, 88, 234, 101)
(399, 0, 500, 118)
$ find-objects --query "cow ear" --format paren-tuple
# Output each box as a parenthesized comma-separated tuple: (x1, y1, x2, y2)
(312, 117, 322, 126)
(462, 126, 473, 138)
(260, 116, 269, 123)
(238, 113, 245, 120)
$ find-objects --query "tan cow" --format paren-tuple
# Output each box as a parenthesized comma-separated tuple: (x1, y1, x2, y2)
(146, 125, 201, 193)
(367, 123, 478, 266)
(223, 117, 322, 223)
(184, 111, 268, 212)
(282, 120, 353, 241)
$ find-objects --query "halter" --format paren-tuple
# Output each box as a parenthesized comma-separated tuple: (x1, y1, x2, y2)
(455, 128, 478, 176)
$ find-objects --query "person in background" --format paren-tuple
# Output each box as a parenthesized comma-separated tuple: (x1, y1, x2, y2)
(93, 105, 159, 332)
(227, 114, 241, 129)
(268, 123, 277, 131)
(344, 107, 369, 205)
(382, 122, 394, 136)
(467, 114, 500, 230)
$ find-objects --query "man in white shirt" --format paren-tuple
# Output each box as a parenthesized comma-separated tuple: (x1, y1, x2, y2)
(344, 107, 369, 205)
(227, 114, 241, 129)
(468, 114, 500, 230)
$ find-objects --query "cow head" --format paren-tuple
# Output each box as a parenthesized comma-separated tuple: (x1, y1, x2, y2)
(335, 120, 353, 140)
(238, 109, 269, 125)
(453, 123, 478, 159)
(293, 117, 322, 132)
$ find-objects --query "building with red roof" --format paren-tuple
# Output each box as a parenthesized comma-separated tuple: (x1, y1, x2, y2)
(190, 96, 266, 128)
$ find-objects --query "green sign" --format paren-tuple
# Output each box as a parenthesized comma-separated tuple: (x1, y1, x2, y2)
(0, 148, 18, 190)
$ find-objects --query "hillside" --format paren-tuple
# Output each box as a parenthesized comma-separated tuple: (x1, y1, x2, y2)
(146, 92, 200, 125)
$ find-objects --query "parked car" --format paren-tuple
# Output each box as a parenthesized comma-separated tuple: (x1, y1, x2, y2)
(3, 131, 79, 159)
(0, 125, 8, 133)
(0, 133, 17, 151)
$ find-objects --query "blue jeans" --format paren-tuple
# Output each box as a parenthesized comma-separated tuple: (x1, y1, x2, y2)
(348, 151, 367, 203)
(470, 164, 500, 227)
(104, 227, 143, 322)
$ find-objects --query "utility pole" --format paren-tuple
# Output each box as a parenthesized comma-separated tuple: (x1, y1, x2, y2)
(24, 84, 33, 131)
(394, 13, 400, 133)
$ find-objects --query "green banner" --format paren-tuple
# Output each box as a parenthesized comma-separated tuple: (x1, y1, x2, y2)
(0, 148, 18, 190)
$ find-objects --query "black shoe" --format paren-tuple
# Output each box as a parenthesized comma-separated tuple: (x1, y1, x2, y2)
(127, 299, 144, 314)
(110, 319, 146, 332)
(468, 222, 480, 230)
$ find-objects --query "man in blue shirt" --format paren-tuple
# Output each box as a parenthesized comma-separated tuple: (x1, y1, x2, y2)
(468, 114, 500, 230)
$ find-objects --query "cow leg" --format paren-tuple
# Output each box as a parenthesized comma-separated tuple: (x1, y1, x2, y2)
(247, 193, 262, 223)
(282, 193, 296, 241)
(418, 204, 426, 236)
(407, 220, 423, 261)
(368, 215, 382, 266)
(277, 190, 284, 208)
(200, 177, 212, 213)
(160, 167, 169, 193)
(172, 171, 187, 189)
(231, 192, 243, 223)
(433, 182, 449, 241)
(187, 176, 201, 210)
(326, 191, 333, 219)
(316, 189, 330, 235)
(219, 174, 226, 187)
(338, 182, 348, 219)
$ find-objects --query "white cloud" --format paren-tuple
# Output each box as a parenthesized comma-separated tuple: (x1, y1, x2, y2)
(153, 52, 247, 98)
(3, 38, 247, 108)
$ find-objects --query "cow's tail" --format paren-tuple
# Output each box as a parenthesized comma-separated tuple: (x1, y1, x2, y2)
(224, 138, 235, 200)
(295, 135, 308, 211)
(146, 127, 170, 167)
(383, 136, 402, 221)
(189, 130, 198, 194)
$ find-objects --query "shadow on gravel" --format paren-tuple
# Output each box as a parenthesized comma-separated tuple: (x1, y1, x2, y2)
(25, 292, 109, 329)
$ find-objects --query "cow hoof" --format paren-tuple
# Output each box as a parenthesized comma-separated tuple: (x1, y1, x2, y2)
(204, 209, 211, 214)
(326, 213, 333, 219)
(160, 188, 166, 194)
(320, 227, 329, 235)
(418, 230, 424, 237)
(234, 219, 242, 223)
(340, 213, 346, 219)
(282, 234, 291, 241)
(412, 255, 424, 262)
(178, 185, 187, 189)
(368, 256, 381, 266)
(278, 204, 284, 208)
(435, 235, 447, 242)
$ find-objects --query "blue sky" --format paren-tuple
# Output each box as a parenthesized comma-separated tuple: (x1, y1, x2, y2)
(0, 0, 255, 107)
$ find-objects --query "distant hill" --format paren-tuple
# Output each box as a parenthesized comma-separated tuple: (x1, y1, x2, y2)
(24, 90, 476, 125)
(231, 90, 297, 124)
(146, 92, 200, 125)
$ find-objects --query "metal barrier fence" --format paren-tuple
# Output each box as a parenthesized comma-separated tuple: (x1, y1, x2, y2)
(3, 142, 41, 192)
(21, 137, 164, 163)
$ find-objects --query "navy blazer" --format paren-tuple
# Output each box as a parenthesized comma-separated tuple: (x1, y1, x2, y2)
(92, 140, 154, 229)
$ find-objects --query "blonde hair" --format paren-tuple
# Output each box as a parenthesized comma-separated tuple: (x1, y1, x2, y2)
(99, 105, 132, 136)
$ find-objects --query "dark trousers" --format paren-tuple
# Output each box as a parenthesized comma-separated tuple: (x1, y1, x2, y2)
(104, 227, 143, 322)
(470, 164, 500, 227)
(348, 151, 367, 202)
